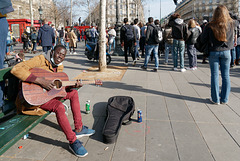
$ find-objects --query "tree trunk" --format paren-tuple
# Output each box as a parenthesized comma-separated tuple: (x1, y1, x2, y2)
(99, 0, 107, 71)
(29, 0, 33, 27)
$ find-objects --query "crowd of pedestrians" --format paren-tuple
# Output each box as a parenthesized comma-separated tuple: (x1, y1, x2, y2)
(118, 5, 239, 107)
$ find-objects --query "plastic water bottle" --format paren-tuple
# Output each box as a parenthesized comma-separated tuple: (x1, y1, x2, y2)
(137, 109, 142, 123)
(86, 100, 90, 114)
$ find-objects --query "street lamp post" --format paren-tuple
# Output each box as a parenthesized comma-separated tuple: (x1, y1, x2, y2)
(38, 6, 43, 26)
(160, 0, 161, 21)
(113, 0, 124, 56)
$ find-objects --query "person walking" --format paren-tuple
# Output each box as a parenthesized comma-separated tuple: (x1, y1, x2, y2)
(133, 18, 141, 61)
(141, 17, 159, 72)
(21, 29, 29, 52)
(107, 26, 116, 53)
(163, 23, 173, 65)
(68, 27, 78, 54)
(201, 5, 234, 105)
(89, 25, 98, 43)
(139, 22, 147, 58)
(31, 28, 38, 53)
(120, 18, 136, 65)
(65, 28, 70, 51)
(37, 19, 55, 52)
(169, 13, 188, 72)
(229, 13, 238, 68)
(201, 20, 209, 64)
(59, 27, 65, 46)
(186, 19, 201, 70)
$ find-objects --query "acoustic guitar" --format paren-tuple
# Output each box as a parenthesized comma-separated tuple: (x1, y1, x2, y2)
(22, 68, 102, 106)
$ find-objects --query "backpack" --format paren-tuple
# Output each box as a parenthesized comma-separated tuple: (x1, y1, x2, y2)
(21, 33, 27, 40)
(194, 33, 209, 57)
(102, 96, 135, 144)
(153, 25, 163, 43)
(31, 33, 37, 40)
(59, 30, 64, 38)
(86, 29, 91, 38)
(124, 25, 134, 41)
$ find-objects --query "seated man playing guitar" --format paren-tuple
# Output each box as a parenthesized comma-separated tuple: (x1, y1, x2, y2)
(11, 45, 94, 158)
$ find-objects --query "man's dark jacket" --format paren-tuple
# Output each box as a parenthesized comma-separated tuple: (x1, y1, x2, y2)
(146, 23, 159, 45)
(169, 18, 188, 41)
(37, 24, 55, 47)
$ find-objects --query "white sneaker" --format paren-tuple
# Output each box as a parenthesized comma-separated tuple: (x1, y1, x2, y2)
(180, 68, 186, 72)
(132, 60, 136, 66)
(209, 98, 220, 105)
(70, 52, 72, 55)
(193, 67, 197, 70)
(73, 52, 77, 55)
(124, 63, 128, 65)
(173, 68, 178, 71)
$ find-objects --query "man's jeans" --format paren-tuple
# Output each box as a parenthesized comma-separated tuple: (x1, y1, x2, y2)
(187, 44, 197, 68)
(173, 39, 185, 69)
(108, 37, 115, 53)
(134, 40, 140, 58)
(0, 17, 8, 107)
(124, 40, 135, 63)
(209, 50, 231, 103)
(41, 90, 82, 144)
(143, 44, 159, 69)
(42, 46, 52, 52)
(236, 45, 240, 61)
(60, 38, 65, 46)
(230, 46, 236, 66)
(32, 42, 37, 51)
(165, 42, 173, 63)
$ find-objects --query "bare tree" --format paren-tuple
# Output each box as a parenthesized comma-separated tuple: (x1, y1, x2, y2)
(99, 0, 107, 71)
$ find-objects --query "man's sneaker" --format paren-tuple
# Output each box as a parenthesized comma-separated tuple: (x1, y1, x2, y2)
(220, 101, 228, 105)
(173, 67, 178, 71)
(132, 60, 137, 66)
(74, 126, 95, 138)
(152, 68, 157, 72)
(69, 140, 88, 157)
(163, 62, 168, 65)
(140, 65, 147, 70)
(209, 98, 220, 105)
(70, 52, 72, 55)
(73, 52, 77, 55)
(180, 68, 186, 72)
(123, 62, 128, 65)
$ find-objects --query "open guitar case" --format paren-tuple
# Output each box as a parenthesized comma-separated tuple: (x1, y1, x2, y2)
(102, 96, 135, 144)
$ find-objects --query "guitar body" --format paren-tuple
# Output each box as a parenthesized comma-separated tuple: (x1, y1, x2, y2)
(22, 68, 69, 106)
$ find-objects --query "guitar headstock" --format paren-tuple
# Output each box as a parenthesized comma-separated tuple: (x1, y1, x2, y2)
(95, 79, 103, 86)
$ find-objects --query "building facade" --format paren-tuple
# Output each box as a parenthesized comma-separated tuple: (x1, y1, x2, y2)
(7, 0, 54, 22)
(85, 0, 145, 27)
(175, 0, 239, 23)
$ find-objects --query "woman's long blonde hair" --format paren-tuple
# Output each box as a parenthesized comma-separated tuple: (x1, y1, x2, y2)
(188, 19, 196, 28)
(209, 5, 233, 42)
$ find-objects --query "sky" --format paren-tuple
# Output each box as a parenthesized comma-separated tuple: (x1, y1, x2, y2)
(74, 0, 177, 23)
(143, 0, 177, 21)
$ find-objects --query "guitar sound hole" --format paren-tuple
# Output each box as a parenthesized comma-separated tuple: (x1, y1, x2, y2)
(53, 80, 62, 89)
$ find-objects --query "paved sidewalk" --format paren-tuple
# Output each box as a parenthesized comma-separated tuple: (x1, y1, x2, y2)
(1, 42, 240, 161)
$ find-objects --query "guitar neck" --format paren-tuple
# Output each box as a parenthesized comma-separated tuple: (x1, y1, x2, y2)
(62, 80, 95, 86)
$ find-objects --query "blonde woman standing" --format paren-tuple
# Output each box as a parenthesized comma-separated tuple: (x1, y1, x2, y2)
(186, 19, 201, 70)
(201, 5, 234, 105)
